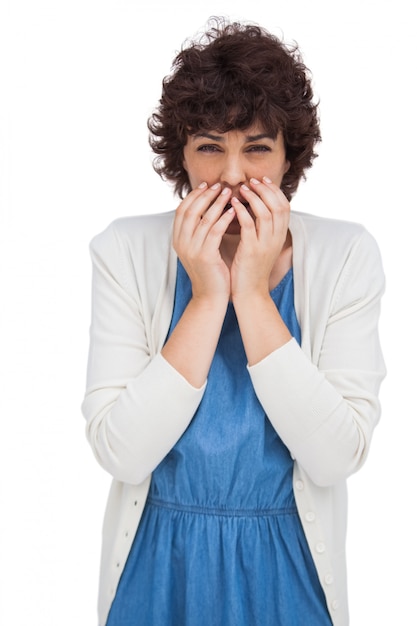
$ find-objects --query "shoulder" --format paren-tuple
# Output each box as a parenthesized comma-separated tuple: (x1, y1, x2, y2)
(291, 210, 382, 265)
(291, 210, 370, 243)
(90, 211, 175, 260)
(112, 211, 175, 236)
(91, 211, 175, 248)
(87, 212, 176, 301)
(291, 211, 384, 302)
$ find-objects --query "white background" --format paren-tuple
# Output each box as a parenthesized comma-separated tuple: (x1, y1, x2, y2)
(0, 0, 415, 624)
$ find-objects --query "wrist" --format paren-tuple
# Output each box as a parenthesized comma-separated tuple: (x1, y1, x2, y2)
(231, 285, 270, 307)
(191, 292, 230, 314)
(232, 292, 292, 366)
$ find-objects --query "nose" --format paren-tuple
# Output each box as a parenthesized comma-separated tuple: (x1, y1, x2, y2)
(219, 154, 247, 189)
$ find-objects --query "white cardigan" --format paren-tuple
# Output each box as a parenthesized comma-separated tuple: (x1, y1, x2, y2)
(82, 209, 385, 626)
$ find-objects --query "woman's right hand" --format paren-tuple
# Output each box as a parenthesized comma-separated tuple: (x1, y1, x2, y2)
(173, 182, 234, 303)
(161, 183, 235, 387)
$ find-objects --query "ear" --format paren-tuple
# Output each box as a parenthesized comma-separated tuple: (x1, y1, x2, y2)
(182, 151, 188, 173)
(284, 160, 291, 174)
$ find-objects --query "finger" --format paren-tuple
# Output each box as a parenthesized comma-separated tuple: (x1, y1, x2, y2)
(238, 183, 273, 242)
(242, 178, 289, 240)
(185, 198, 234, 263)
(174, 185, 232, 254)
(193, 187, 232, 244)
(173, 182, 209, 242)
(174, 183, 223, 244)
(249, 177, 290, 219)
(184, 187, 233, 248)
(230, 196, 258, 242)
(199, 206, 236, 256)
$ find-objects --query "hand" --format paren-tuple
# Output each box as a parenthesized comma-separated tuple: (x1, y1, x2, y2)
(173, 182, 235, 302)
(230, 177, 290, 299)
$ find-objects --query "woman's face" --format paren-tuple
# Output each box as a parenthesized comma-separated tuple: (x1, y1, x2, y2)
(182, 124, 290, 203)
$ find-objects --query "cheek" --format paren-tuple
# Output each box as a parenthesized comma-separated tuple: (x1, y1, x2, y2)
(188, 164, 217, 188)
(182, 159, 198, 188)
(185, 170, 201, 189)
(272, 160, 291, 185)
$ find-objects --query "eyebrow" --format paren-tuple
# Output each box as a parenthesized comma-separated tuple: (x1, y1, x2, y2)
(192, 132, 277, 142)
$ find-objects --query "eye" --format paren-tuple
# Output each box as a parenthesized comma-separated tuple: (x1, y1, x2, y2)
(196, 144, 221, 153)
(246, 145, 272, 153)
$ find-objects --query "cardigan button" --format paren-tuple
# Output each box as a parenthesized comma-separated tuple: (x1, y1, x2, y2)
(315, 542, 326, 554)
(295, 480, 304, 491)
(305, 511, 316, 522)
(331, 599, 340, 611)
(324, 573, 334, 585)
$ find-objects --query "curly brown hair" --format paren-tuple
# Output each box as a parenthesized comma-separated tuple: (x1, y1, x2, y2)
(148, 18, 321, 200)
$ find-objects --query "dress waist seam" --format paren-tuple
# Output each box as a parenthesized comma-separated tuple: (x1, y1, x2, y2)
(146, 496, 297, 518)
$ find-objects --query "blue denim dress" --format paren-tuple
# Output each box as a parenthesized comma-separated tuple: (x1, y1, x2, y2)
(106, 261, 331, 626)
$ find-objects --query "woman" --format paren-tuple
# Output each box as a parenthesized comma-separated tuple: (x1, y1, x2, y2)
(82, 19, 385, 626)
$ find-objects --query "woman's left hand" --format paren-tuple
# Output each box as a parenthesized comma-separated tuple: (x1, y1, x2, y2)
(230, 176, 290, 300)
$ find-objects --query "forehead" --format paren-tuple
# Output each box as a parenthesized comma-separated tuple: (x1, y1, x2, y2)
(190, 124, 278, 142)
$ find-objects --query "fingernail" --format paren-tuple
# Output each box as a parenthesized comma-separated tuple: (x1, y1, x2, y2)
(198, 181, 208, 188)
(210, 182, 221, 190)
(241, 184, 249, 191)
(221, 187, 231, 195)
(263, 176, 272, 183)
(250, 178, 260, 185)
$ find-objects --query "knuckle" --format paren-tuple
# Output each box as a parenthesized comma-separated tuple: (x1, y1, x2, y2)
(200, 214, 211, 227)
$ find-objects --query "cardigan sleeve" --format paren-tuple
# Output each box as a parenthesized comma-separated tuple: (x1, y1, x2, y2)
(81, 223, 206, 485)
(248, 229, 386, 487)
